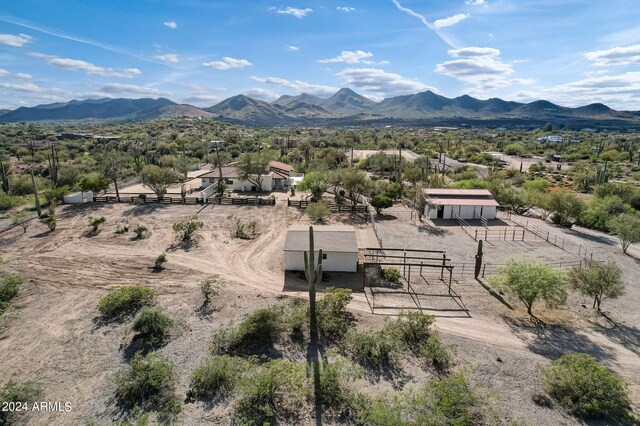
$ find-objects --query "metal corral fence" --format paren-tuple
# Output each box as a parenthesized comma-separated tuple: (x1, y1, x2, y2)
(506, 213, 591, 257)
(448, 257, 598, 279)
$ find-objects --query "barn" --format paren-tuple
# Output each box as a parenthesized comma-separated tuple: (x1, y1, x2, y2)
(284, 225, 358, 272)
(424, 188, 500, 220)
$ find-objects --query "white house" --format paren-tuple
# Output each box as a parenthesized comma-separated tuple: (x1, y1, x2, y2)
(424, 188, 499, 220)
(195, 160, 293, 192)
(284, 225, 359, 272)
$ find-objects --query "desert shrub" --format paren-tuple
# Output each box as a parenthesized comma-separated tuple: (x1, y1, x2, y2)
(0, 273, 24, 316)
(211, 305, 284, 354)
(317, 287, 353, 340)
(359, 372, 483, 426)
(114, 352, 181, 416)
(98, 285, 156, 319)
(39, 205, 56, 231)
(381, 267, 402, 283)
(385, 310, 435, 350)
(318, 356, 362, 409)
(87, 215, 106, 232)
(423, 335, 453, 373)
(133, 225, 148, 239)
(543, 353, 633, 420)
(115, 220, 130, 234)
(154, 253, 167, 270)
(172, 217, 203, 242)
(131, 307, 173, 347)
(235, 359, 310, 425)
(200, 275, 220, 305)
(0, 193, 23, 211)
(307, 201, 331, 223)
(0, 380, 42, 425)
(189, 355, 250, 399)
(343, 330, 400, 369)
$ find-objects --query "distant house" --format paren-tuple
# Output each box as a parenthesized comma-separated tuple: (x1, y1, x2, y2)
(536, 135, 564, 144)
(195, 160, 294, 192)
(424, 188, 499, 220)
(284, 225, 358, 272)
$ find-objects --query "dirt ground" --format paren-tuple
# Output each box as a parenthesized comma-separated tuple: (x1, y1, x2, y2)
(0, 199, 638, 425)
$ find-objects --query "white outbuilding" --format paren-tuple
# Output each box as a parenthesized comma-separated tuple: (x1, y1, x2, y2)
(284, 225, 358, 272)
(424, 188, 500, 220)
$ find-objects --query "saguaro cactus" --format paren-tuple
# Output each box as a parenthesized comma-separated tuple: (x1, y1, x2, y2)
(595, 160, 609, 185)
(0, 161, 9, 194)
(30, 169, 41, 217)
(474, 239, 483, 279)
(304, 225, 323, 336)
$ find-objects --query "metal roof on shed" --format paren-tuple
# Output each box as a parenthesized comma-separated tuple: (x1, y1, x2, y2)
(284, 225, 358, 253)
(427, 197, 500, 206)
(423, 188, 493, 196)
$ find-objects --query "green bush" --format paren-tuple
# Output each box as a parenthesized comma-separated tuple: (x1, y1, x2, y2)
(0, 273, 25, 316)
(317, 287, 353, 340)
(154, 253, 167, 270)
(307, 201, 331, 223)
(133, 225, 148, 239)
(423, 335, 453, 373)
(172, 217, 203, 242)
(189, 355, 249, 398)
(200, 275, 220, 305)
(131, 307, 173, 347)
(0, 192, 23, 211)
(381, 268, 402, 283)
(344, 330, 400, 369)
(98, 285, 156, 319)
(318, 357, 362, 409)
(115, 221, 130, 234)
(543, 353, 633, 420)
(0, 380, 42, 425)
(211, 305, 284, 354)
(114, 352, 180, 416)
(358, 372, 483, 426)
(87, 215, 106, 232)
(235, 359, 310, 425)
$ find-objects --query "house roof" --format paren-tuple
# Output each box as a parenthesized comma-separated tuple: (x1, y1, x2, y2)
(427, 197, 500, 207)
(269, 160, 293, 172)
(424, 188, 493, 197)
(284, 225, 358, 253)
(197, 166, 239, 179)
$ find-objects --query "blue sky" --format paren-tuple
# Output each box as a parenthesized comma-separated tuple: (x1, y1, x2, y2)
(0, 0, 639, 110)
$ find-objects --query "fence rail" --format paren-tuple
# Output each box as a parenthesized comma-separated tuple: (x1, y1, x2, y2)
(504, 213, 588, 254)
(287, 198, 368, 213)
(93, 195, 202, 204)
(214, 196, 276, 206)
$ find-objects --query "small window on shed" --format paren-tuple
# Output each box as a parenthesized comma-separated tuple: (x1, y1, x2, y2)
(322, 253, 327, 260)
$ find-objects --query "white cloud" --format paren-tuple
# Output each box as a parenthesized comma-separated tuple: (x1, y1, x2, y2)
(319, 50, 374, 64)
(529, 71, 640, 109)
(202, 57, 253, 70)
(584, 44, 640, 66)
(0, 69, 8, 77)
(245, 88, 280, 102)
(448, 47, 500, 57)
(32, 54, 142, 78)
(0, 82, 64, 94)
(163, 21, 177, 29)
(287, 45, 300, 51)
(465, 0, 486, 6)
(276, 7, 313, 18)
(0, 33, 32, 47)
(336, 67, 436, 98)
(100, 83, 170, 96)
(435, 46, 527, 93)
(433, 13, 469, 29)
(154, 53, 179, 63)
(15, 73, 32, 79)
(251, 76, 338, 96)
(337, 6, 356, 12)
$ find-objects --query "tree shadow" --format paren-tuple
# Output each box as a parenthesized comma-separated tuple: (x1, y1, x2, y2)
(123, 204, 167, 217)
(592, 320, 640, 357)
(195, 302, 221, 319)
(417, 225, 451, 236)
(501, 315, 618, 363)
(564, 227, 617, 246)
(30, 230, 54, 238)
(84, 228, 102, 238)
(120, 334, 169, 361)
(375, 214, 398, 221)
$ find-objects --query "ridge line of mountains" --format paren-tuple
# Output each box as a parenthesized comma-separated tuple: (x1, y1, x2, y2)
(1, 87, 639, 128)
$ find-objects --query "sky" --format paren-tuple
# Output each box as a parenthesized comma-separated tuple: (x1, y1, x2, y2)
(0, 0, 639, 111)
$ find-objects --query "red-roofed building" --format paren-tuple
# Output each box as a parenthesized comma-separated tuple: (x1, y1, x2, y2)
(424, 188, 499, 220)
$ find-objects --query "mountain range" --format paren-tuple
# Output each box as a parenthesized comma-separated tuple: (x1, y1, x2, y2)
(1, 88, 638, 128)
